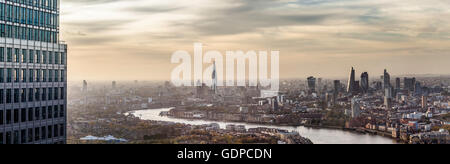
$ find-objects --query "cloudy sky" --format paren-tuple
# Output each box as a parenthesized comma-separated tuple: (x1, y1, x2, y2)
(60, 0, 450, 81)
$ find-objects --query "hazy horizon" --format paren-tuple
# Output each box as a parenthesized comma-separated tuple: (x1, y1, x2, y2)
(61, 0, 450, 82)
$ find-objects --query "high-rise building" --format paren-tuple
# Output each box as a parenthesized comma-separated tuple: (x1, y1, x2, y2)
(211, 61, 217, 94)
(333, 80, 340, 104)
(383, 69, 391, 89)
(317, 78, 322, 93)
(360, 72, 369, 93)
(404, 77, 416, 91)
(307, 76, 316, 93)
(422, 96, 428, 109)
(83, 80, 88, 92)
(384, 87, 393, 110)
(0, 1, 67, 144)
(415, 82, 422, 95)
(395, 78, 401, 90)
(333, 80, 341, 94)
(112, 81, 117, 89)
(354, 80, 360, 93)
(347, 67, 356, 93)
(351, 97, 360, 118)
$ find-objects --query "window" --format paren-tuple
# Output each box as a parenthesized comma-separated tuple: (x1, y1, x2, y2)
(60, 124, 64, 136)
(61, 52, 65, 65)
(48, 51, 53, 64)
(21, 130, 26, 144)
(55, 70, 59, 82)
(41, 106, 47, 120)
(35, 88, 40, 101)
(21, 69, 26, 82)
(36, 69, 41, 82)
(14, 68, 19, 82)
(28, 88, 34, 102)
(43, 69, 47, 82)
(6, 109, 11, 124)
(13, 130, 19, 144)
(13, 109, 19, 124)
(35, 107, 40, 121)
(55, 52, 59, 64)
(7, 48, 12, 62)
(35, 128, 40, 141)
(60, 87, 64, 99)
(54, 105, 58, 118)
(29, 69, 34, 82)
(6, 132, 11, 144)
(41, 126, 46, 140)
(6, 89, 11, 103)
(28, 128, 33, 143)
(14, 89, 19, 103)
(28, 108, 34, 122)
(48, 70, 52, 82)
(0, 110, 3, 125)
(0, 68, 4, 83)
(21, 88, 26, 102)
(0, 132, 3, 144)
(48, 88, 52, 100)
(47, 126, 52, 139)
(40, 70, 44, 82)
(0, 47, 4, 62)
(42, 88, 46, 101)
(21, 108, 27, 123)
(54, 125, 58, 137)
(42, 51, 47, 64)
(60, 70, 64, 82)
(54, 87, 58, 100)
(59, 105, 64, 117)
(47, 106, 52, 119)
(7, 68, 12, 83)
(14, 49, 20, 63)
(29, 50, 34, 63)
(0, 89, 3, 104)
(21, 49, 27, 63)
(36, 51, 41, 63)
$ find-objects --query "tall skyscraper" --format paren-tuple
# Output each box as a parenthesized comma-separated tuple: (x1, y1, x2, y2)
(383, 69, 391, 89)
(404, 77, 416, 91)
(333, 80, 340, 104)
(333, 80, 341, 94)
(307, 76, 316, 93)
(347, 67, 356, 93)
(360, 72, 369, 94)
(211, 61, 217, 94)
(83, 80, 88, 93)
(0, 1, 67, 144)
(384, 87, 393, 110)
(395, 78, 401, 90)
(317, 78, 322, 93)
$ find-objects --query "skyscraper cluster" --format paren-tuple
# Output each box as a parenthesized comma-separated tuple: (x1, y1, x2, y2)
(347, 67, 369, 95)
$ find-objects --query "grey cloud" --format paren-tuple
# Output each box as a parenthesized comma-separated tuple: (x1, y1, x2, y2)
(63, 20, 135, 33)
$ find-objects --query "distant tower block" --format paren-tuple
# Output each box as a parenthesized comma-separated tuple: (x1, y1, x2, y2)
(347, 67, 356, 93)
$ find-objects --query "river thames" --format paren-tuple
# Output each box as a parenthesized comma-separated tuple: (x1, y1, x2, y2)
(127, 108, 397, 144)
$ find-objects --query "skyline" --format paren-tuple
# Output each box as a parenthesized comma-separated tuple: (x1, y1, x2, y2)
(61, 0, 450, 81)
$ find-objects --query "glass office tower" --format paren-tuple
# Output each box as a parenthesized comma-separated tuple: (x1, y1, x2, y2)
(0, 0, 67, 144)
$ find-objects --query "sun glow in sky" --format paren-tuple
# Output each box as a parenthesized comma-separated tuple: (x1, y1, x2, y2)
(61, 0, 450, 81)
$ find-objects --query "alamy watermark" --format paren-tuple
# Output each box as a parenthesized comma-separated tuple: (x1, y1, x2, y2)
(171, 43, 279, 94)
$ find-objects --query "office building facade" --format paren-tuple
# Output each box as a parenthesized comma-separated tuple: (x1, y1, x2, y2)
(0, 0, 67, 144)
